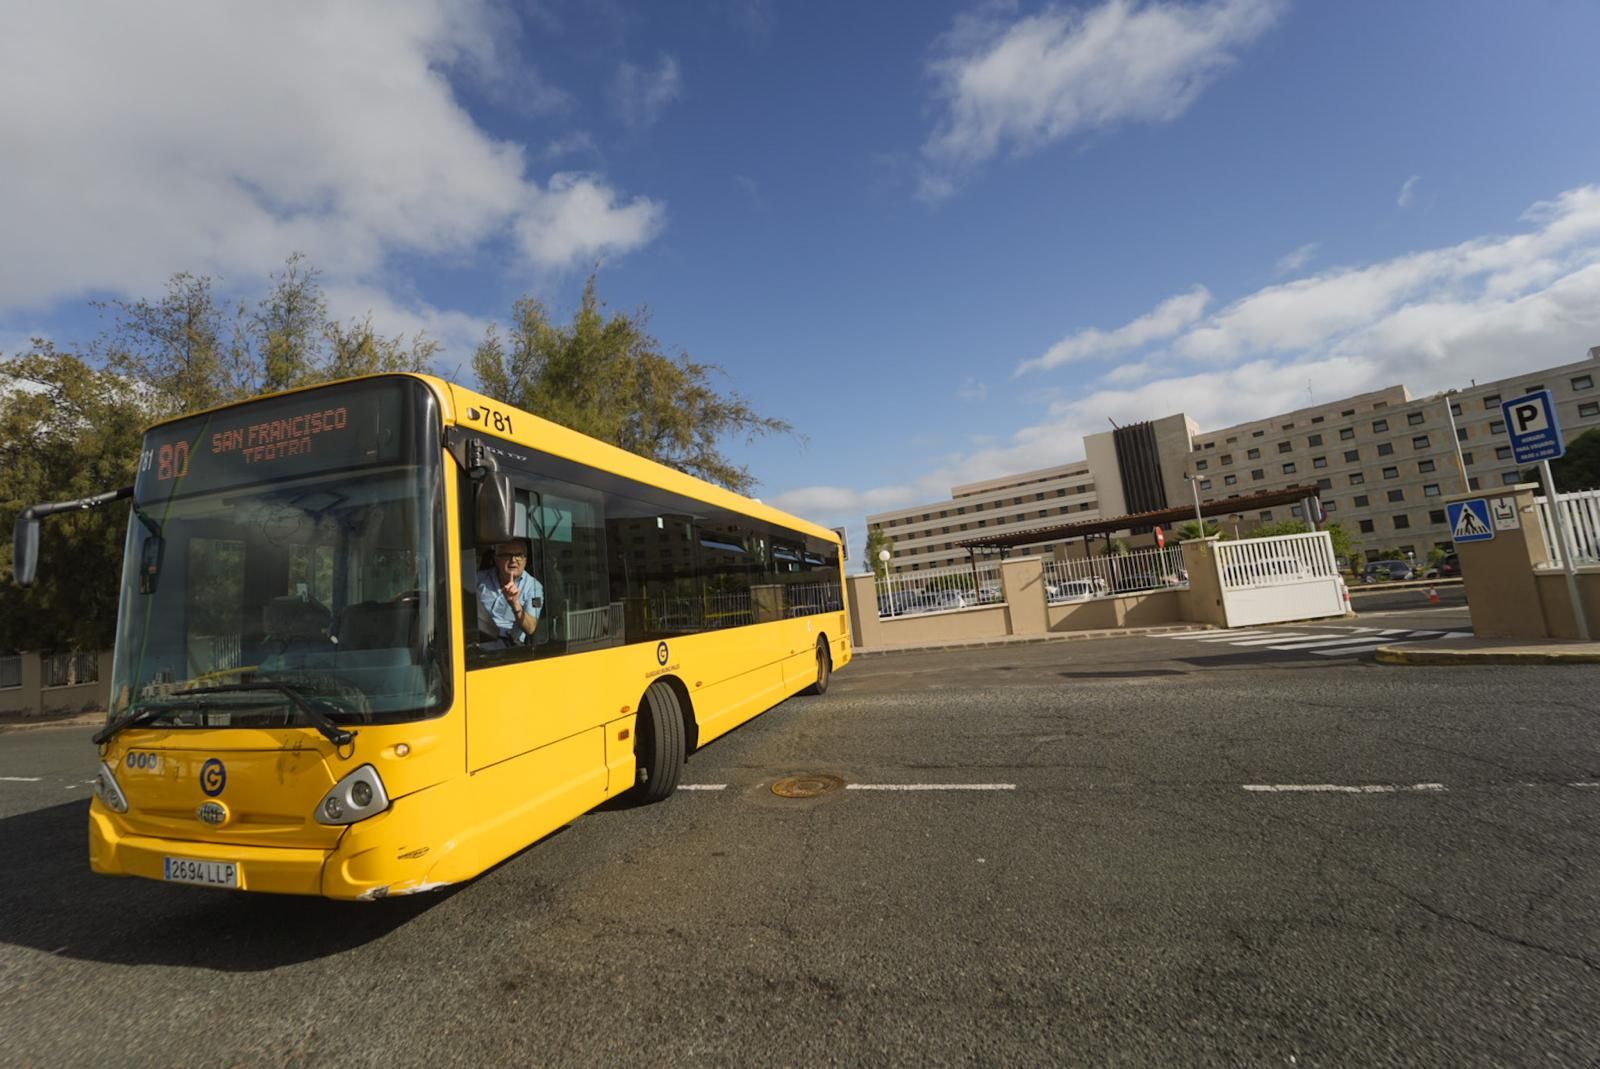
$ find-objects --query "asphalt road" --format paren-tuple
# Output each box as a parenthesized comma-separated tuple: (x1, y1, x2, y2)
(3, 640, 1599, 1067)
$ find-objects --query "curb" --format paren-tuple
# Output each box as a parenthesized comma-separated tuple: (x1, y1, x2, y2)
(0, 711, 105, 734)
(1374, 646, 1600, 666)
(853, 624, 1214, 657)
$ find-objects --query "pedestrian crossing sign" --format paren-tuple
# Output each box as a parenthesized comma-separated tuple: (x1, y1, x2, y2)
(1446, 499, 1495, 543)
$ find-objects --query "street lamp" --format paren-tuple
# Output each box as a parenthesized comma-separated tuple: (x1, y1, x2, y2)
(1186, 474, 1206, 539)
(877, 547, 892, 611)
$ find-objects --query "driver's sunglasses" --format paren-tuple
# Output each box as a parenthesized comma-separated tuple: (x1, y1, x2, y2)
(495, 552, 526, 561)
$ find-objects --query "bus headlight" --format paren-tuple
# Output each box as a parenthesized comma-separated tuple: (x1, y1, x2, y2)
(314, 765, 390, 826)
(94, 761, 129, 814)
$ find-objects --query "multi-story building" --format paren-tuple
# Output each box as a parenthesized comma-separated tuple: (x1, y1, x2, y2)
(867, 349, 1600, 573)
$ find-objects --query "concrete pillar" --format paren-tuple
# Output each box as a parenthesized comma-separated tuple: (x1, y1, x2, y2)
(1449, 485, 1551, 639)
(999, 557, 1048, 635)
(847, 573, 886, 650)
(1180, 537, 1228, 628)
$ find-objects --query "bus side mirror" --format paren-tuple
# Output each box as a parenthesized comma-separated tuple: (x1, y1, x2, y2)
(476, 472, 515, 545)
(12, 510, 39, 588)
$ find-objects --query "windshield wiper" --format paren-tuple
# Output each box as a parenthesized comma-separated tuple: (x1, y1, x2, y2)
(94, 684, 357, 747)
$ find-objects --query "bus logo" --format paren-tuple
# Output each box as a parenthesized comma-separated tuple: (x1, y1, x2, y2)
(200, 758, 227, 797)
(196, 801, 229, 826)
(656, 641, 669, 665)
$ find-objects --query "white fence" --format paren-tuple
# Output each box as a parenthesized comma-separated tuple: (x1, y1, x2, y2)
(1534, 489, 1600, 567)
(1041, 546, 1188, 603)
(1214, 530, 1343, 628)
(1215, 530, 1339, 591)
(878, 560, 1003, 618)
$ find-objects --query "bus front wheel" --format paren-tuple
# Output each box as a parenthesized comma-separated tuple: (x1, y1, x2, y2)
(803, 639, 831, 696)
(635, 680, 685, 803)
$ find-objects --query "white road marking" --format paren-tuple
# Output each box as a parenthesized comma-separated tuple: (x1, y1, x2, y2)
(846, 783, 1017, 791)
(0, 776, 42, 782)
(1227, 633, 1321, 645)
(1244, 783, 1447, 794)
(677, 784, 727, 791)
(1166, 630, 1274, 641)
(1267, 634, 1409, 650)
(1569, 782, 1600, 789)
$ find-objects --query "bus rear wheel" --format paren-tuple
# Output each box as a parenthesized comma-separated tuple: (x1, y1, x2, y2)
(634, 680, 685, 803)
(803, 640, 831, 696)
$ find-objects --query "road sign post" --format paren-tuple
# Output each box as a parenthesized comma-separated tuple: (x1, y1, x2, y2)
(1501, 391, 1587, 641)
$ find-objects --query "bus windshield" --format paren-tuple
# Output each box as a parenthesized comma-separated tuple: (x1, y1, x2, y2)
(106, 378, 450, 728)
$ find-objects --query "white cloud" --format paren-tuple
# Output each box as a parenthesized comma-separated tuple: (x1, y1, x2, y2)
(1397, 174, 1422, 208)
(957, 377, 989, 401)
(776, 185, 1600, 538)
(1017, 285, 1210, 374)
(921, 0, 1284, 199)
(1275, 242, 1318, 274)
(611, 54, 683, 129)
(0, 0, 664, 314)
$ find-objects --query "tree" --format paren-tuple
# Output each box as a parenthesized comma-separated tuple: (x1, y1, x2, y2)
(0, 346, 155, 652)
(1521, 428, 1600, 492)
(473, 276, 794, 494)
(864, 528, 892, 579)
(1250, 519, 1355, 564)
(1175, 520, 1223, 541)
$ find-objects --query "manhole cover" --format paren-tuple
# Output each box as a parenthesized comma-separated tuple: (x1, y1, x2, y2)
(771, 774, 845, 799)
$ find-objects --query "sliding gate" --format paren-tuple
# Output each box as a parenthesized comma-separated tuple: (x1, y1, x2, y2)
(1214, 531, 1345, 628)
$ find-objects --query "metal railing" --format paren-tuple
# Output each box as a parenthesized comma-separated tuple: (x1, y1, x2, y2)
(1215, 531, 1338, 591)
(1042, 546, 1188, 602)
(877, 560, 1003, 618)
(1534, 489, 1600, 567)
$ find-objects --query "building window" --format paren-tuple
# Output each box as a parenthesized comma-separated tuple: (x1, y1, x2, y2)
(1226, 436, 1238, 444)
(1495, 445, 1512, 460)
(1339, 428, 1355, 441)
(1341, 408, 1356, 417)
(1424, 484, 1441, 497)
(1450, 402, 1463, 417)
(1483, 394, 1501, 409)
(0, 653, 20, 690)
(1252, 429, 1265, 438)
(1220, 454, 1233, 466)
(1489, 420, 1506, 434)
(1462, 451, 1475, 465)
(1349, 472, 1365, 485)
(1260, 510, 1273, 521)
(1277, 441, 1292, 454)
(1373, 419, 1389, 433)
(1393, 515, 1410, 530)
(1457, 427, 1469, 441)
(1581, 401, 1600, 418)
(1412, 435, 1430, 449)
(1282, 462, 1297, 474)
(1418, 459, 1436, 473)
(1468, 477, 1481, 490)
(1354, 494, 1370, 507)
(1312, 416, 1325, 424)
(1359, 519, 1375, 533)
(1205, 442, 1216, 450)
(1316, 477, 1333, 489)
(1324, 500, 1338, 511)
(1524, 384, 1544, 394)
(1196, 459, 1208, 471)
(1282, 422, 1295, 430)
(1308, 433, 1324, 447)
(1501, 471, 1521, 486)
(1224, 474, 1237, 486)
(1251, 468, 1265, 480)
(1387, 489, 1405, 502)
(1377, 442, 1395, 456)
(1407, 412, 1424, 426)
(1247, 448, 1261, 460)
(1382, 466, 1399, 479)
(1344, 449, 1360, 462)
(1290, 505, 1304, 518)
(1199, 479, 1212, 490)
(1574, 374, 1594, 391)
(1313, 456, 1328, 469)
(1430, 509, 1446, 524)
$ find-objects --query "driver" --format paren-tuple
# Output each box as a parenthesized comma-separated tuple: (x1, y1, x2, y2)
(476, 539, 543, 644)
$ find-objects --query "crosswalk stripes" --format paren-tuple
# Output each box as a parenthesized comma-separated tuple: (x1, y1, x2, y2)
(1166, 626, 1471, 656)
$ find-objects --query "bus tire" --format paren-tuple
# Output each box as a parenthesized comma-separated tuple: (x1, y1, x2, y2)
(803, 639, 831, 696)
(635, 680, 685, 803)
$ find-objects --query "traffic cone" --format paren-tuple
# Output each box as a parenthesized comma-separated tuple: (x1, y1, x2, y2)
(1427, 586, 1440, 604)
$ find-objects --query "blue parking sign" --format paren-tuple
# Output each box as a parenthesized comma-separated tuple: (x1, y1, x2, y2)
(1501, 390, 1564, 465)
(1446, 499, 1495, 543)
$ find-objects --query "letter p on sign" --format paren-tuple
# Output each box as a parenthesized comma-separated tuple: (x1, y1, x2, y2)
(1511, 401, 1547, 436)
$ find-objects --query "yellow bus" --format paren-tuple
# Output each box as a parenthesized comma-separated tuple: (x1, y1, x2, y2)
(13, 374, 850, 899)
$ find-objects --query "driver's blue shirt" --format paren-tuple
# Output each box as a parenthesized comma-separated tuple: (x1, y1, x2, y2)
(476, 570, 543, 642)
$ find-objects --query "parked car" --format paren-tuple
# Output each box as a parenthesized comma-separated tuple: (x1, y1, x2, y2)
(978, 580, 1004, 604)
(923, 589, 973, 612)
(1424, 552, 1461, 579)
(1047, 578, 1102, 602)
(1362, 559, 1415, 583)
(1223, 556, 1312, 587)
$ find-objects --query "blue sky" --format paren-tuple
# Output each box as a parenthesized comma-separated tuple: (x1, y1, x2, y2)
(5, 0, 1600, 561)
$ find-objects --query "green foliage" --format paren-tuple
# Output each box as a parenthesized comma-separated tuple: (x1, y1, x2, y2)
(1522, 427, 1600, 492)
(864, 527, 892, 579)
(0, 348, 153, 651)
(1249, 519, 1355, 564)
(1175, 520, 1222, 540)
(1106, 537, 1131, 555)
(473, 276, 794, 494)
